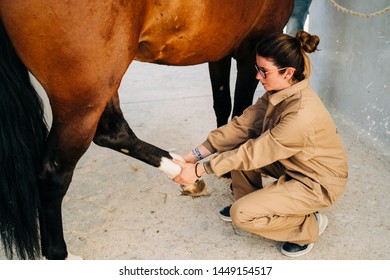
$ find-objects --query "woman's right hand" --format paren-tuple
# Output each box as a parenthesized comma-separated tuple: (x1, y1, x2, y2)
(171, 160, 199, 186)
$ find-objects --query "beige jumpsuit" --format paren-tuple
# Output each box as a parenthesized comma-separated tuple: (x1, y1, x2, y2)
(202, 79, 348, 244)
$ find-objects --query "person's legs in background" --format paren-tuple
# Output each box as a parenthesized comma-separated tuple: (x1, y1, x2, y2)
(285, 0, 312, 36)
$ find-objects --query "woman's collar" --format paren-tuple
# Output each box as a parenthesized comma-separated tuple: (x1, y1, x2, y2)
(267, 79, 310, 106)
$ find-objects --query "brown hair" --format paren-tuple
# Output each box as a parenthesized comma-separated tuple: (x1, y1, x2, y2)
(256, 30, 320, 81)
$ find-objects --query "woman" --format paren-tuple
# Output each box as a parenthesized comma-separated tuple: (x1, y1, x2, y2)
(172, 31, 348, 257)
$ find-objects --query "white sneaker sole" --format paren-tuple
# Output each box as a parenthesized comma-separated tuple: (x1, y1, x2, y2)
(316, 213, 328, 235)
(281, 243, 314, 257)
(218, 213, 232, 222)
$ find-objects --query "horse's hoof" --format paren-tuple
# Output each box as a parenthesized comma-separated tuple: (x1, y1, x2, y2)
(180, 179, 210, 198)
(41, 252, 83, 260)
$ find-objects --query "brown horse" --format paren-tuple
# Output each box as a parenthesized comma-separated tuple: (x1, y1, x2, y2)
(0, 0, 293, 259)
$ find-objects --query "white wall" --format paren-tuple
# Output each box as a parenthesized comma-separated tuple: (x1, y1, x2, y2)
(309, 0, 390, 150)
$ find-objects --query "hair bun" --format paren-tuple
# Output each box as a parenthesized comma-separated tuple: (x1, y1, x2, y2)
(296, 30, 320, 53)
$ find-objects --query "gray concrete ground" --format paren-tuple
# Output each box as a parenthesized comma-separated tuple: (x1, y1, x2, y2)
(1, 62, 390, 260)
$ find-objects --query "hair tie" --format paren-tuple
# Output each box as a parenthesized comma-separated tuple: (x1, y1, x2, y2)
(194, 162, 201, 178)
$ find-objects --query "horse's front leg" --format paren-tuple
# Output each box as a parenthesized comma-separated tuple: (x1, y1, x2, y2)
(93, 92, 182, 179)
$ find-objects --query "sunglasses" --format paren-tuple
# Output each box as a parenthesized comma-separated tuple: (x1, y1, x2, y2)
(254, 63, 289, 79)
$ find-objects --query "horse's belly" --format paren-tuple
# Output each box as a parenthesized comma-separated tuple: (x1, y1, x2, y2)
(134, 36, 233, 66)
(134, 1, 264, 65)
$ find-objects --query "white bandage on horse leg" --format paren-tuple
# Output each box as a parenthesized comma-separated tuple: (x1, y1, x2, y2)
(158, 152, 184, 178)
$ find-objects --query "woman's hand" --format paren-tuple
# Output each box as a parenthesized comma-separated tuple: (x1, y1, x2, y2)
(172, 160, 199, 185)
(182, 151, 197, 164)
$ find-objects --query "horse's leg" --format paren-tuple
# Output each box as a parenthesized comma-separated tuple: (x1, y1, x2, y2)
(208, 57, 232, 127)
(38, 107, 106, 260)
(38, 90, 183, 260)
(93, 92, 182, 177)
(231, 50, 259, 119)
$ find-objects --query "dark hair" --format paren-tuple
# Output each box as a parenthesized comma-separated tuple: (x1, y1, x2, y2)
(256, 30, 320, 81)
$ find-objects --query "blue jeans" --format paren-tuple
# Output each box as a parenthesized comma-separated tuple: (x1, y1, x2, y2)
(285, 0, 312, 36)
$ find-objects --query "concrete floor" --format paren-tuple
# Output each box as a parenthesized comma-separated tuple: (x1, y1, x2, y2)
(1, 61, 390, 261)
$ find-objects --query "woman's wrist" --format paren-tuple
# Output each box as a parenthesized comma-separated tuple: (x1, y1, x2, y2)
(191, 145, 211, 161)
(202, 161, 213, 174)
(183, 152, 198, 164)
(192, 147, 204, 161)
(194, 162, 202, 178)
(194, 162, 207, 178)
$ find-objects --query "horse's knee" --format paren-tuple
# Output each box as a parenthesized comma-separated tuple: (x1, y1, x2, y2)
(93, 131, 111, 147)
(93, 116, 135, 149)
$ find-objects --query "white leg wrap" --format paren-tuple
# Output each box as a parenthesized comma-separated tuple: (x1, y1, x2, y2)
(158, 152, 184, 178)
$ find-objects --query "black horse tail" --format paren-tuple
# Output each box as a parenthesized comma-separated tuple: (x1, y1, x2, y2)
(0, 19, 48, 259)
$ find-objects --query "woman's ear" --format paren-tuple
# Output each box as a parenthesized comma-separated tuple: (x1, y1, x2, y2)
(285, 67, 296, 80)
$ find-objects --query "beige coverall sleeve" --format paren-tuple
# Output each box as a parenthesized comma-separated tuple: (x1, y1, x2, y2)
(208, 111, 314, 177)
(202, 96, 268, 154)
